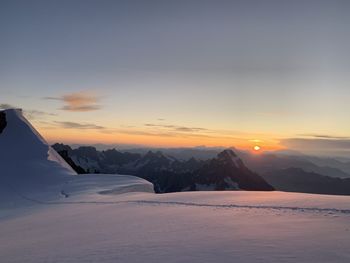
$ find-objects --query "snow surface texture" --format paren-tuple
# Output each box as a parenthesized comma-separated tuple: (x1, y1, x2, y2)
(1, 191, 350, 263)
(1, 109, 350, 262)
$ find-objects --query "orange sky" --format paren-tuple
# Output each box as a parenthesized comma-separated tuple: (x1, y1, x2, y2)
(40, 124, 284, 153)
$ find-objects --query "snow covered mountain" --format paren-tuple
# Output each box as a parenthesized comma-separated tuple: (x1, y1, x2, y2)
(0, 109, 153, 210)
(123, 146, 350, 178)
(53, 145, 274, 192)
(54, 144, 350, 195)
(1, 109, 350, 262)
(0, 109, 75, 173)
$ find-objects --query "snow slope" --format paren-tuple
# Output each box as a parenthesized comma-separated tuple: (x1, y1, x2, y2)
(0, 109, 153, 211)
(1, 109, 350, 262)
(0, 109, 75, 172)
(1, 191, 350, 263)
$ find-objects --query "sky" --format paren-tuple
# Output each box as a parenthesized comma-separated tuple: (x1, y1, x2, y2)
(1, 0, 350, 156)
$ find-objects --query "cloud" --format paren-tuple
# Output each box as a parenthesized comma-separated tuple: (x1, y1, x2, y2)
(134, 122, 251, 140)
(144, 123, 209, 133)
(297, 134, 350, 140)
(44, 91, 101, 112)
(282, 134, 350, 155)
(275, 135, 350, 157)
(115, 130, 176, 137)
(280, 138, 350, 152)
(55, 121, 105, 130)
(100, 122, 214, 138)
(24, 110, 57, 120)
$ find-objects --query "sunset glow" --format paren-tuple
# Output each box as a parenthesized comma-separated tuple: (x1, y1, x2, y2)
(2, 2, 350, 262)
(1, 0, 350, 156)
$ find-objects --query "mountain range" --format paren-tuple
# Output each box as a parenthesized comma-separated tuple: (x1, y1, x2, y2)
(53, 143, 274, 192)
(53, 143, 350, 195)
(262, 168, 350, 196)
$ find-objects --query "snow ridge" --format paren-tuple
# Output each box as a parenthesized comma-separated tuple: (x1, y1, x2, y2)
(0, 109, 154, 211)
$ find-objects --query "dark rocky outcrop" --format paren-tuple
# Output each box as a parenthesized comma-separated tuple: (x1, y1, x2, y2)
(0, 111, 7, 134)
(58, 150, 87, 174)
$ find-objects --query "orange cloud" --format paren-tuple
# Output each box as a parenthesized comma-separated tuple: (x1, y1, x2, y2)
(54, 121, 105, 130)
(44, 91, 101, 112)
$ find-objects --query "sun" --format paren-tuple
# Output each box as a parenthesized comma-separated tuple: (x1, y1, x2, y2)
(253, 145, 261, 151)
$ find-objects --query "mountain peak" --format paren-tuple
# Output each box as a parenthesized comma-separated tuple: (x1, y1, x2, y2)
(219, 149, 237, 157)
(0, 108, 76, 174)
(144, 150, 165, 159)
(217, 149, 242, 167)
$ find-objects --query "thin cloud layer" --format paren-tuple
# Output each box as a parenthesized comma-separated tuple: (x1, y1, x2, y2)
(144, 123, 209, 133)
(44, 91, 101, 112)
(55, 121, 105, 130)
(297, 134, 350, 140)
(281, 138, 350, 153)
(24, 110, 57, 120)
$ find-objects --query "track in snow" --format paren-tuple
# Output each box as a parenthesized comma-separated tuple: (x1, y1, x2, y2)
(131, 200, 350, 216)
(6, 178, 350, 217)
(9, 187, 350, 217)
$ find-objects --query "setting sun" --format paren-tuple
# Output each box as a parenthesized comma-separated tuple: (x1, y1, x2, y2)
(254, 145, 261, 151)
